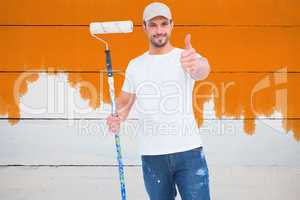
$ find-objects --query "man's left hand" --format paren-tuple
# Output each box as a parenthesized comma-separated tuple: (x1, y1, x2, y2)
(180, 34, 210, 80)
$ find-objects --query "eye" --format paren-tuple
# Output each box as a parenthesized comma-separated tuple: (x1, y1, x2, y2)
(148, 23, 157, 27)
(162, 21, 170, 26)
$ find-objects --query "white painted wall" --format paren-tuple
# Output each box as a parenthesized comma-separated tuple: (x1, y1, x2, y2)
(0, 73, 299, 200)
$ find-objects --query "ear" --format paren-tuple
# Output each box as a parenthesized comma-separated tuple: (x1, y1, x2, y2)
(142, 21, 147, 32)
(170, 20, 174, 30)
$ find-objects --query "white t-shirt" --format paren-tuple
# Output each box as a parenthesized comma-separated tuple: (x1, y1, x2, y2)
(122, 47, 203, 155)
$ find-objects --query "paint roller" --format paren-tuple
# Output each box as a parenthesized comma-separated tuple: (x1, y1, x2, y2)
(89, 20, 133, 200)
(90, 21, 133, 35)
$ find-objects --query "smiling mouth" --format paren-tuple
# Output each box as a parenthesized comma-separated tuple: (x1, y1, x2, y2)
(154, 36, 166, 41)
(154, 34, 167, 38)
(151, 34, 168, 47)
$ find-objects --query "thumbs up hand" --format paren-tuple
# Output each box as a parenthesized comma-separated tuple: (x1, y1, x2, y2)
(180, 34, 210, 80)
(184, 34, 193, 49)
(180, 34, 198, 74)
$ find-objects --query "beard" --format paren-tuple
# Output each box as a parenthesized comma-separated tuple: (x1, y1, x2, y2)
(150, 33, 169, 48)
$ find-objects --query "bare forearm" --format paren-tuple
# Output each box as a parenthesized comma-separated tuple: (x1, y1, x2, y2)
(115, 92, 135, 121)
(116, 100, 130, 121)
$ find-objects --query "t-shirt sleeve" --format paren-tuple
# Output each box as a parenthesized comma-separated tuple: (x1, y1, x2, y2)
(121, 61, 136, 94)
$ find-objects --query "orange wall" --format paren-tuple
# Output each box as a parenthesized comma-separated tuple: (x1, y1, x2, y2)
(0, 0, 299, 140)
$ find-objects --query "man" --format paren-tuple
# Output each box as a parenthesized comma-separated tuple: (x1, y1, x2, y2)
(106, 2, 211, 200)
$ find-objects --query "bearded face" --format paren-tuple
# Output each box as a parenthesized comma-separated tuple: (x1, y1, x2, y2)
(144, 16, 173, 48)
(150, 32, 169, 48)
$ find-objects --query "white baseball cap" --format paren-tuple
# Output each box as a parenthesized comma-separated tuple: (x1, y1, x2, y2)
(143, 2, 172, 22)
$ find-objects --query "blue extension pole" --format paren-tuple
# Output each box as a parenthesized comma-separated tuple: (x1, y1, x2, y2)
(105, 49, 127, 200)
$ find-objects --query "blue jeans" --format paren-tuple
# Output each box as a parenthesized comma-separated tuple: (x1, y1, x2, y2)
(141, 147, 211, 200)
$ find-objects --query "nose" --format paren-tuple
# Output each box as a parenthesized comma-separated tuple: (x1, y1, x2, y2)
(156, 25, 164, 35)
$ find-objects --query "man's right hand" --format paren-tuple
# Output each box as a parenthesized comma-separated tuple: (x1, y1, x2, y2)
(106, 114, 122, 134)
(105, 91, 136, 134)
